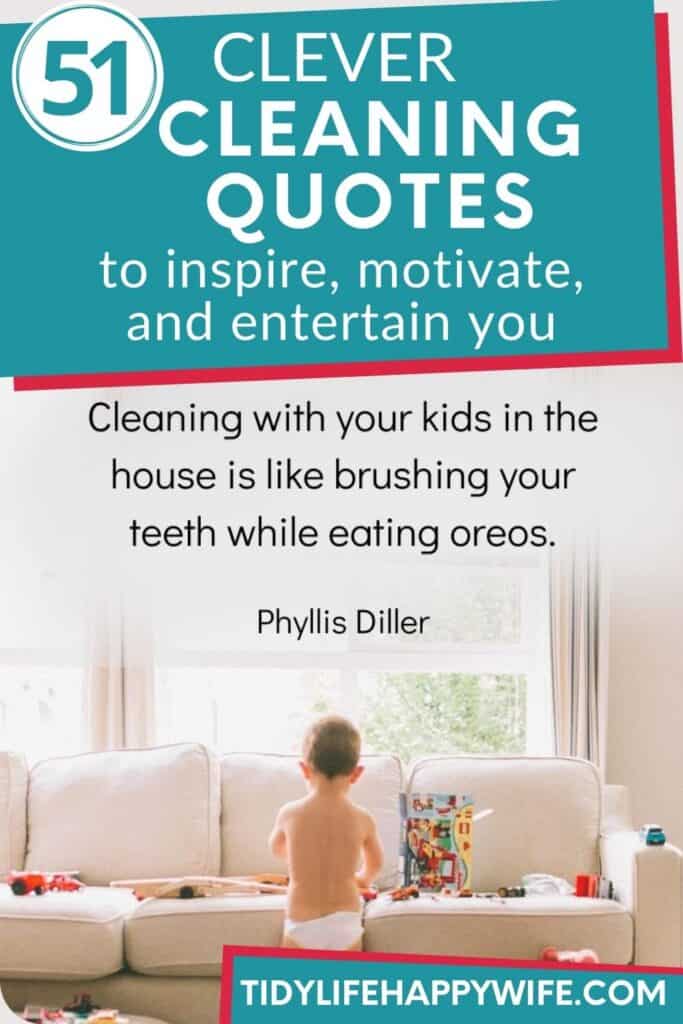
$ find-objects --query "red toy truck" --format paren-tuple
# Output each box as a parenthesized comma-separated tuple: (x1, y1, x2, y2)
(7, 871, 83, 896)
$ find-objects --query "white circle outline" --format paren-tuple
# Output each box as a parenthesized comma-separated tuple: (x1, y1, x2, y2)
(11, 1, 165, 152)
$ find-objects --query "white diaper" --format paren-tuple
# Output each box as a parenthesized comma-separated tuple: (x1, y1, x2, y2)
(284, 911, 364, 950)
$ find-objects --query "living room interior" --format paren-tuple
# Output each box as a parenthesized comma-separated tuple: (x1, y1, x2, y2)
(0, 365, 682, 1024)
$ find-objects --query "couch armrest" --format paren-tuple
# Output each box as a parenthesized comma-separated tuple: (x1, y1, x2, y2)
(601, 830, 682, 966)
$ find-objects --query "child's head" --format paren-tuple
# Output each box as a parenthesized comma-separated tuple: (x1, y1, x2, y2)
(301, 715, 363, 785)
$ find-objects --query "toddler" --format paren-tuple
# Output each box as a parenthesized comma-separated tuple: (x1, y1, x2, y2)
(269, 715, 384, 950)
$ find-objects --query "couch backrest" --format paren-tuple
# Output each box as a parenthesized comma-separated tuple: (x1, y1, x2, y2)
(18, 747, 602, 892)
(408, 756, 601, 891)
(25, 743, 220, 885)
(0, 751, 28, 872)
(220, 752, 403, 889)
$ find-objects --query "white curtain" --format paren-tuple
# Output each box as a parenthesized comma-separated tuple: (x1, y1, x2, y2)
(84, 597, 155, 751)
(549, 537, 609, 772)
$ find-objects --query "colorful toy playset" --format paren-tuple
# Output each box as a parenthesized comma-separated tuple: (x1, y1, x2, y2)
(400, 792, 474, 892)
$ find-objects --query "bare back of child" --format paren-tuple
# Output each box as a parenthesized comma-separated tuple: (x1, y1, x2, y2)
(269, 716, 384, 951)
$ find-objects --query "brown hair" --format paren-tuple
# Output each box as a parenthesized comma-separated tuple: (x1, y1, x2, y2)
(302, 716, 361, 779)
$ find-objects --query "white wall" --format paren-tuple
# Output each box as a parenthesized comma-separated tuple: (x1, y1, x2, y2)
(608, 551, 683, 851)
(602, 366, 683, 852)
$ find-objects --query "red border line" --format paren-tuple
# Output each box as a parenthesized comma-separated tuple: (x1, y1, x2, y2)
(656, 12, 682, 363)
(13, 13, 681, 393)
(219, 945, 683, 1024)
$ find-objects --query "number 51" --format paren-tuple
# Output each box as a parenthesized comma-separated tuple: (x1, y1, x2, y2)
(44, 40, 127, 116)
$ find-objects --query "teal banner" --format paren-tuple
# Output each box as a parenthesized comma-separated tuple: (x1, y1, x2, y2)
(221, 948, 683, 1024)
(0, 0, 680, 384)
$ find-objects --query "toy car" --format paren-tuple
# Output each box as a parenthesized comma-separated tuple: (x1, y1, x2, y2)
(639, 824, 667, 846)
(497, 886, 526, 898)
(7, 871, 83, 896)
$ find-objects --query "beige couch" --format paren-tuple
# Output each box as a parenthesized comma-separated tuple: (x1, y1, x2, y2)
(1, 744, 681, 1024)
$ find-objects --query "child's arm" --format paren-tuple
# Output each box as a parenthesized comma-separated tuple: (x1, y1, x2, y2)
(356, 815, 384, 887)
(268, 808, 288, 860)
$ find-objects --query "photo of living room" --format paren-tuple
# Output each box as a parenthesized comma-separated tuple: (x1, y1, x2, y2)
(0, 365, 681, 1024)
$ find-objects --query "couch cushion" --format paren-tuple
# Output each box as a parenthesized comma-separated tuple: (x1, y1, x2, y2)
(125, 894, 286, 976)
(220, 753, 402, 889)
(365, 895, 633, 963)
(0, 751, 28, 873)
(26, 744, 221, 885)
(0, 884, 137, 979)
(408, 756, 601, 892)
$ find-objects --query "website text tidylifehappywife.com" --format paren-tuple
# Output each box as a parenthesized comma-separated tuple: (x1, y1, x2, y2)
(238, 974, 667, 1009)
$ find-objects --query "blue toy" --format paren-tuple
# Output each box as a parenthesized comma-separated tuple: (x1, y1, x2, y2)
(640, 824, 667, 846)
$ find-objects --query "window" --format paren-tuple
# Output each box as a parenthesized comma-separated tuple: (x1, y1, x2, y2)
(0, 546, 88, 763)
(0, 380, 88, 764)
(155, 557, 553, 762)
(359, 672, 527, 761)
(156, 668, 528, 765)
(0, 671, 84, 765)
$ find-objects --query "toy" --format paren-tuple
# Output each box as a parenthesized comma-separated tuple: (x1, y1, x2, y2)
(23, 1011, 73, 1023)
(497, 886, 526, 898)
(63, 994, 99, 1016)
(87, 1013, 129, 1023)
(389, 884, 420, 902)
(111, 873, 288, 900)
(640, 824, 667, 846)
(541, 946, 600, 964)
(575, 874, 615, 899)
(574, 874, 590, 896)
(23, 1008, 70, 1023)
(360, 887, 378, 902)
(8, 872, 83, 896)
(401, 793, 474, 892)
(442, 889, 513, 901)
(446, 888, 507, 901)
